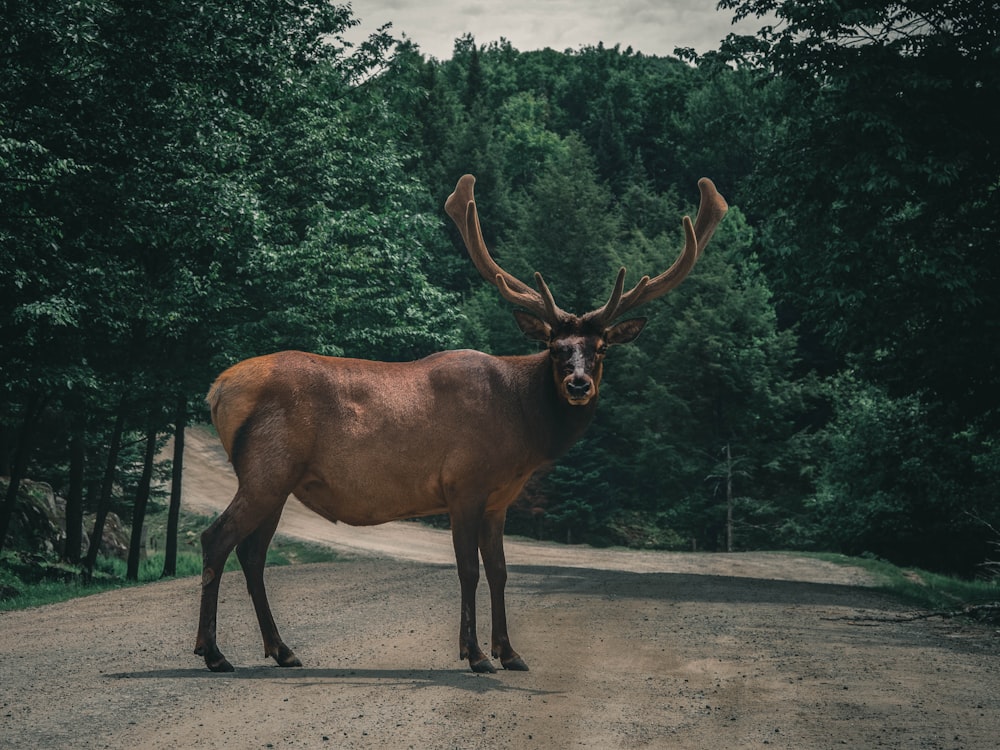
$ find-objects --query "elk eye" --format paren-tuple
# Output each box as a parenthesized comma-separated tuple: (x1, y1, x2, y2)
(596, 344, 608, 355)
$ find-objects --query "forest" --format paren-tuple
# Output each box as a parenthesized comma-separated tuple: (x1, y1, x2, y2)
(1, 0, 997, 579)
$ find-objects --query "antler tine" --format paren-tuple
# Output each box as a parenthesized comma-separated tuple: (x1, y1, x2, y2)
(608, 178, 728, 320)
(693, 177, 729, 253)
(583, 267, 628, 326)
(445, 174, 566, 322)
(532, 272, 562, 322)
(494, 271, 563, 322)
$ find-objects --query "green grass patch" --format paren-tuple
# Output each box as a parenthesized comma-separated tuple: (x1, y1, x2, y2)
(801, 551, 1000, 614)
(0, 508, 341, 612)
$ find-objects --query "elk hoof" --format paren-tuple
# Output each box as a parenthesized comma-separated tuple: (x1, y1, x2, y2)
(274, 644, 302, 668)
(502, 656, 529, 671)
(471, 657, 498, 674)
(197, 644, 235, 673)
(207, 655, 235, 673)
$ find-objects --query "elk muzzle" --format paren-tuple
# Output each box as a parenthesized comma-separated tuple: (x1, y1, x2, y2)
(564, 375, 594, 405)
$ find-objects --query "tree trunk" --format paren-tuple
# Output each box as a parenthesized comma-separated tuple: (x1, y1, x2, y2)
(162, 397, 186, 578)
(64, 427, 86, 564)
(82, 400, 127, 580)
(725, 442, 734, 553)
(0, 419, 12, 477)
(0, 393, 48, 554)
(126, 426, 158, 581)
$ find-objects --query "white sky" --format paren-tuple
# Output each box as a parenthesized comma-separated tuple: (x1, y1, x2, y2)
(346, 0, 766, 60)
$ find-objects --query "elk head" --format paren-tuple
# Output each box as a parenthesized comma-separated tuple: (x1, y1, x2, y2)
(445, 175, 728, 406)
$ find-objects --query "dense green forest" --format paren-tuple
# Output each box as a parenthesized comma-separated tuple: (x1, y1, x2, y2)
(2, 0, 997, 577)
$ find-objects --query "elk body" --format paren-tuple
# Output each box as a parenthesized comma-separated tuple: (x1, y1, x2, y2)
(194, 175, 727, 673)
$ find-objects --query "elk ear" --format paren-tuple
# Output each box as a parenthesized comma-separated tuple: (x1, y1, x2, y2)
(513, 310, 552, 342)
(606, 318, 647, 345)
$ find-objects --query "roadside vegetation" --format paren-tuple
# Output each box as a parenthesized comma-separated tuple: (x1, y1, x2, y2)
(0, 507, 340, 611)
(800, 552, 1000, 622)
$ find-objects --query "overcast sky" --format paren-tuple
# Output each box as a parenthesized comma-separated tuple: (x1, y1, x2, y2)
(346, 0, 766, 60)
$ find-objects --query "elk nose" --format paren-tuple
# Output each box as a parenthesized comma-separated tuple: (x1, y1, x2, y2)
(566, 378, 591, 399)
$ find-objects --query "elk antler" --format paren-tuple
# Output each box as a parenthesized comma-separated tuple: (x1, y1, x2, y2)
(445, 174, 568, 324)
(447, 175, 727, 327)
(585, 178, 728, 326)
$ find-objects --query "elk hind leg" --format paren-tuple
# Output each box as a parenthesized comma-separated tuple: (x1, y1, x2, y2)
(236, 504, 301, 667)
(195, 486, 286, 672)
(479, 509, 528, 671)
(451, 507, 495, 673)
(194, 499, 243, 672)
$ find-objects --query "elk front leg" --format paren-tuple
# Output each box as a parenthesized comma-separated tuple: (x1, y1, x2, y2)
(479, 509, 528, 671)
(451, 510, 495, 673)
(235, 504, 301, 668)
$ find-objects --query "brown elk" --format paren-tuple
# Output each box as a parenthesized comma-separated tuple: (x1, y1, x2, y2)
(194, 174, 727, 673)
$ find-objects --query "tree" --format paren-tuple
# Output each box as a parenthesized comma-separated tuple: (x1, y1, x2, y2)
(715, 0, 999, 417)
(1, 0, 452, 571)
(710, 0, 1000, 572)
(233, 52, 460, 363)
(459, 133, 625, 357)
(806, 373, 989, 572)
(607, 206, 807, 549)
(500, 135, 626, 311)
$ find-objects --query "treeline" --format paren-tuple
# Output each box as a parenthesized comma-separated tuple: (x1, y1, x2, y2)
(0, 1, 460, 578)
(2, 1, 997, 576)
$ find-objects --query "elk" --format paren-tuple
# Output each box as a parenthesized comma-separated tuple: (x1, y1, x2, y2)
(194, 174, 727, 673)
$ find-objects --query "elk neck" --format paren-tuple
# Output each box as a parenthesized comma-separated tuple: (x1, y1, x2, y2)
(512, 350, 599, 462)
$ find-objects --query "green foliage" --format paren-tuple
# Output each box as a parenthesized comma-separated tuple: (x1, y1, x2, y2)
(4, 1, 997, 576)
(805, 374, 992, 573)
(1, 0, 456, 561)
(0, 507, 341, 611)
(502, 134, 626, 312)
(714, 0, 999, 416)
(423, 58, 811, 548)
(604, 511, 689, 551)
(701, 0, 1000, 572)
(602, 207, 808, 549)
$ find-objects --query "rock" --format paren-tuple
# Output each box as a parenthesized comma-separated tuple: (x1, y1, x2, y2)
(0, 477, 131, 560)
(88, 511, 130, 560)
(1, 479, 66, 555)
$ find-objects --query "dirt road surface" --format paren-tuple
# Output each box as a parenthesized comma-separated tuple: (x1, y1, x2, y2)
(2, 428, 998, 749)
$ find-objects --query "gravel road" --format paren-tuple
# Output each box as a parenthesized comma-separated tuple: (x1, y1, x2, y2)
(2, 428, 998, 749)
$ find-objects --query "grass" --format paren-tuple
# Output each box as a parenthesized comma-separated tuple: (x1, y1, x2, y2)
(801, 551, 1000, 616)
(0, 507, 341, 612)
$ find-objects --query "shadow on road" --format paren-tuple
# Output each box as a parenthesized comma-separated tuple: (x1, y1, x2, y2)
(106, 666, 557, 696)
(510, 564, 890, 609)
